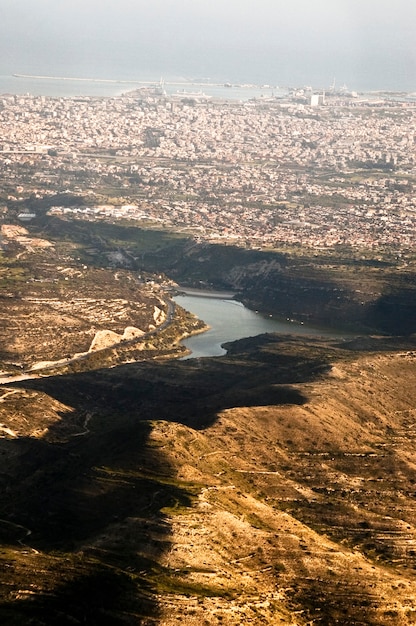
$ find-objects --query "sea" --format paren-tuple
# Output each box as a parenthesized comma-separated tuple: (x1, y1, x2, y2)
(1, 71, 415, 104)
(0, 73, 287, 100)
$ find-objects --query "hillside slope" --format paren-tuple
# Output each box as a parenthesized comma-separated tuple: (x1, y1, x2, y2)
(0, 335, 415, 624)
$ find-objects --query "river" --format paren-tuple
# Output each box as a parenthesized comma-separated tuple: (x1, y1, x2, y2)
(174, 289, 342, 359)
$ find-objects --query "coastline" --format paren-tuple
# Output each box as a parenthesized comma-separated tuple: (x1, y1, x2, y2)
(2, 74, 284, 100)
(12, 73, 266, 90)
(3, 74, 415, 102)
(13, 73, 157, 85)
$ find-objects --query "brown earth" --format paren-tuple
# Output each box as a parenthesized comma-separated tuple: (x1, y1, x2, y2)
(0, 335, 415, 624)
(0, 227, 187, 373)
(1, 217, 416, 624)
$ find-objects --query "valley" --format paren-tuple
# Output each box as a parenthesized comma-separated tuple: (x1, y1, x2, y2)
(0, 212, 415, 624)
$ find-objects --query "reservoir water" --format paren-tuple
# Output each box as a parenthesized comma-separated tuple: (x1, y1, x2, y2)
(174, 289, 341, 359)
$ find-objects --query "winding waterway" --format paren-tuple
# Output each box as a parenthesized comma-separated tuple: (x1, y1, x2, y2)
(174, 289, 342, 359)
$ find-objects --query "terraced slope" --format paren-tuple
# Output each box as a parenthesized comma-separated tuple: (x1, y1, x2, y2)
(0, 335, 415, 624)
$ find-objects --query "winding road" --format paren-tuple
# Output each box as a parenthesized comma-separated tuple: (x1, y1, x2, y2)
(0, 298, 176, 385)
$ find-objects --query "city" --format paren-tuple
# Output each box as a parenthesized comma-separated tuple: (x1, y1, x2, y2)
(0, 91, 415, 255)
(1, 88, 416, 626)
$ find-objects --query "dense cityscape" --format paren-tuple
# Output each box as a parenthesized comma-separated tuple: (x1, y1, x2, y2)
(0, 90, 415, 255)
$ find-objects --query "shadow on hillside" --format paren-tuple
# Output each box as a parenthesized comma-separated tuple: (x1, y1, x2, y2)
(0, 337, 330, 623)
(0, 566, 150, 626)
(365, 287, 416, 335)
(291, 577, 383, 626)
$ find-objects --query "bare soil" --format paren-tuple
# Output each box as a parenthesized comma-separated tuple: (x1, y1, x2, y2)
(0, 335, 415, 624)
(1, 219, 416, 624)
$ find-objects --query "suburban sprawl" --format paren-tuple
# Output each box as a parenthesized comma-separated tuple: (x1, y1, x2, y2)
(0, 89, 415, 256)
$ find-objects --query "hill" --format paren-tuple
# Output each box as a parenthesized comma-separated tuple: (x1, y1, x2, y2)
(0, 334, 416, 624)
(1, 215, 416, 623)
(34, 216, 416, 336)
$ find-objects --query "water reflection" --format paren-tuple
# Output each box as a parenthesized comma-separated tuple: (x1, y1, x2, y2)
(174, 290, 339, 359)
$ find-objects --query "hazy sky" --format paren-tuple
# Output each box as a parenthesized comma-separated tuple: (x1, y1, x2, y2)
(1, 0, 415, 89)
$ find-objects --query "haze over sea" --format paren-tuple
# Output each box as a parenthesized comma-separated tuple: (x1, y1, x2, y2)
(0, 45, 415, 99)
(1, 1, 415, 98)
(0, 68, 414, 101)
(0, 72, 287, 100)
